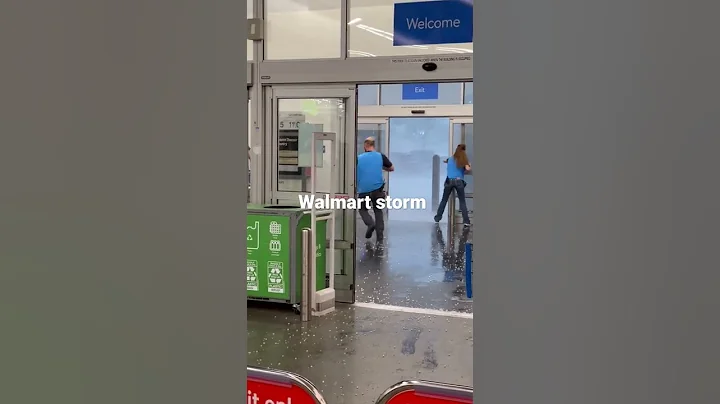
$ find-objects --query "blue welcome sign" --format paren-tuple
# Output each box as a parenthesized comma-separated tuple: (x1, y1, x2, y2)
(401, 83, 439, 100)
(393, 0, 473, 46)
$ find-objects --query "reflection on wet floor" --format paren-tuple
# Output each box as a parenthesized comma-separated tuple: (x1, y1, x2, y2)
(356, 216, 473, 313)
(247, 304, 473, 404)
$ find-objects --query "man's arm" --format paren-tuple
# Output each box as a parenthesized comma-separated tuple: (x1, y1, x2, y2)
(381, 154, 394, 172)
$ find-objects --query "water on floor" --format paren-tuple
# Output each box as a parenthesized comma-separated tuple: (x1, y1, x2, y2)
(355, 215, 473, 313)
(247, 304, 473, 404)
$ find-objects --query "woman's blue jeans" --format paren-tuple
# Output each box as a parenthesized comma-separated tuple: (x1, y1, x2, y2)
(434, 178, 470, 224)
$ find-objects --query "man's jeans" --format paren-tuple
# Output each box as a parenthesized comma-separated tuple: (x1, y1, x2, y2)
(358, 185, 386, 242)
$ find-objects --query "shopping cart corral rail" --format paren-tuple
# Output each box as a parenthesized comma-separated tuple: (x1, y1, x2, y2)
(375, 380, 473, 404)
(247, 366, 472, 404)
(247, 366, 328, 404)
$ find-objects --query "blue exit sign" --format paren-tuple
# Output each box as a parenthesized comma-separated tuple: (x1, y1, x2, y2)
(402, 83, 439, 100)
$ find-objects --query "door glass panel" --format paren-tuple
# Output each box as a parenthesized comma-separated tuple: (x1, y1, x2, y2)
(452, 122, 474, 217)
(463, 82, 473, 104)
(276, 98, 345, 194)
(452, 123, 474, 195)
(357, 85, 380, 105)
(272, 94, 355, 297)
(388, 117, 450, 223)
(357, 123, 385, 155)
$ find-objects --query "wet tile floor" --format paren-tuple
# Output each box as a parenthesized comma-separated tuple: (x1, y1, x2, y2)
(248, 304, 473, 404)
(355, 218, 473, 313)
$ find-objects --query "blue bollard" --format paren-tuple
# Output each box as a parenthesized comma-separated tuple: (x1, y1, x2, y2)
(465, 243, 473, 298)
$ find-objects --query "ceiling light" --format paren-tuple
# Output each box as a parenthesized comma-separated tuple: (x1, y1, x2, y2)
(356, 24, 394, 41)
(349, 50, 377, 57)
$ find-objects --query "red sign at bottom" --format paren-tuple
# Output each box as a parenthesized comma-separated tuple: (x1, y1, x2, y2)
(247, 376, 319, 404)
(385, 387, 472, 404)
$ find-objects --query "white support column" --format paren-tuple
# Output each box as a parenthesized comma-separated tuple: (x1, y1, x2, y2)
(340, 0, 349, 60)
(249, 0, 265, 203)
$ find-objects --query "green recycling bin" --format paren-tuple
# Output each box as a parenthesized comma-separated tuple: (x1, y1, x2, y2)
(246, 204, 327, 304)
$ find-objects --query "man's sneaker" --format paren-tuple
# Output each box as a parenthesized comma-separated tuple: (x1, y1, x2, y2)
(365, 225, 375, 239)
(374, 244, 385, 257)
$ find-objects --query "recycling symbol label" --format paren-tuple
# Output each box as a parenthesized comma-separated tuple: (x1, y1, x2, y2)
(246, 221, 259, 250)
(266, 261, 285, 294)
(246, 260, 259, 291)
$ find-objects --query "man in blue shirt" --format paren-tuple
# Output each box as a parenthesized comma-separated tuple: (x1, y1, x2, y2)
(356, 137, 393, 247)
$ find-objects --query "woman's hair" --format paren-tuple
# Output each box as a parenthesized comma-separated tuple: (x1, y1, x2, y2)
(453, 144, 469, 168)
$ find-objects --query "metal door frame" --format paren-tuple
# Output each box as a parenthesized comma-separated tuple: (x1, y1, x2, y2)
(265, 85, 357, 303)
(450, 117, 474, 199)
(359, 104, 473, 118)
(357, 117, 390, 188)
(356, 117, 389, 152)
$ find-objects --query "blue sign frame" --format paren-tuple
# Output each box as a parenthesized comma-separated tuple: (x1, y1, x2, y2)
(393, 0, 473, 46)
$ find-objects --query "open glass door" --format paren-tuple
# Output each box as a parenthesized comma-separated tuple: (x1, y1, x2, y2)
(267, 86, 357, 303)
(450, 118, 474, 219)
(357, 117, 390, 190)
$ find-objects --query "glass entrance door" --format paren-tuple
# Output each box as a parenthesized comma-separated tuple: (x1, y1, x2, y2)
(450, 118, 474, 219)
(267, 86, 357, 303)
(388, 117, 451, 223)
(357, 118, 389, 191)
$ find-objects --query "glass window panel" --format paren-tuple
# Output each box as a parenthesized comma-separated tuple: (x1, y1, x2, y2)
(348, 0, 473, 58)
(247, 3, 254, 60)
(265, 0, 341, 60)
(357, 123, 386, 155)
(380, 83, 462, 105)
(358, 85, 380, 105)
(276, 98, 346, 193)
(388, 117, 451, 222)
(464, 82, 473, 104)
(275, 98, 348, 248)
